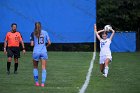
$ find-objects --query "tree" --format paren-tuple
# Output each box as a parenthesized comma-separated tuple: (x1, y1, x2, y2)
(97, 0, 140, 31)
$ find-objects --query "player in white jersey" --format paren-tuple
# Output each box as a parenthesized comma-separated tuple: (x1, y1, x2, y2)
(94, 24, 115, 77)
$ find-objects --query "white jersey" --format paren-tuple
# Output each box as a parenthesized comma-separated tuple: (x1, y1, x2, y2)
(100, 38, 111, 56)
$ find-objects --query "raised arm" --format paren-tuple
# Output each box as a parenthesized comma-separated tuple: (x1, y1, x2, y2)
(109, 28, 115, 40)
(94, 24, 101, 41)
(97, 29, 104, 34)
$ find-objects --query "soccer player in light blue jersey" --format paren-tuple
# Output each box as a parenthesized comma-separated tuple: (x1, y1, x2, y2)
(30, 22, 51, 87)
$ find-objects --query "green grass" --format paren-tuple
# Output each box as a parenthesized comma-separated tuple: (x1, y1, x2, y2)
(0, 52, 140, 93)
(87, 52, 140, 93)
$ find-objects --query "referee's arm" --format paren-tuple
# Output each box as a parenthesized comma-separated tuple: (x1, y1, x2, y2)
(19, 33, 26, 54)
(4, 34, 8, 54)
(20, 40, 26, 54)
(4, 39, 7, 54)
(20, 41, 25, 49)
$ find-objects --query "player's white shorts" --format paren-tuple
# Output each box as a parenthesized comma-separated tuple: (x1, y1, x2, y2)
(99, 55, 112, 64)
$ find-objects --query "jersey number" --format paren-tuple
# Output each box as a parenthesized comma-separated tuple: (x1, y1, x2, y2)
(15, 37, 18, 41)
(101, 42, 105, 48)
(38, 37, 44, 44)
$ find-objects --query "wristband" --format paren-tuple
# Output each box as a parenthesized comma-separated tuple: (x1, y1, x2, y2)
(23, 48, 25, 50)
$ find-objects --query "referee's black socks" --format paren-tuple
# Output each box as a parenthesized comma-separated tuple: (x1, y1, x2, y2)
(7, 62, 11, 72)
(14, 63, 18, 72)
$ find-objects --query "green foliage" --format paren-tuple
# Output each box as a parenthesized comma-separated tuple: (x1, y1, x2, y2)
(97, 0, 140, 31)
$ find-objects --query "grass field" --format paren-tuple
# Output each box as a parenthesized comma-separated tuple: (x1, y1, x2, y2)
(0, 52, 140, 93)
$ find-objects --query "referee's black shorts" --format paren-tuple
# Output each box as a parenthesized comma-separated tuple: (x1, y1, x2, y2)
(7, 47, 20, 58)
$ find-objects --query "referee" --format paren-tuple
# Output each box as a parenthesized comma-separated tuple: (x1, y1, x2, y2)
(4, 23, 26, 75)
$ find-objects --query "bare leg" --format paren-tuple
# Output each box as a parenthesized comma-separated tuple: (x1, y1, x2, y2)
(104, 58, 110, 77)
(33, 60, 38, 68)
(8, 57, 12, 62)
(100, 64, 105, 73)
(41, 59, 47, 86)
(105, 58, 110, 67)
(41, 60, 46, 70)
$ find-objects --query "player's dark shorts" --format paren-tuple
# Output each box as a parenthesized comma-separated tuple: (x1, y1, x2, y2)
(7, 47, 20, 58)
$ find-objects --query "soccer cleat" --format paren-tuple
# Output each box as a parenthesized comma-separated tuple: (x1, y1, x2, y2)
(7, 71, 10, 75)
(35, 82, 40, 86)
(103, 74, 107, 78)
(14, 71, 18, 74)
(41, 83, 45, 87)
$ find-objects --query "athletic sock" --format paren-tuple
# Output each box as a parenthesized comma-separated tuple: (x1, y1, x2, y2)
(42, 69, 47, 84)
(33, 68, 39, 83)
(104, 66, 109, 75)
(14, 63, 18, 72)
(7, 62, 11, 72)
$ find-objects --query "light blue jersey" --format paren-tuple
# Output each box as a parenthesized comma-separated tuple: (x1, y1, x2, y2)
(30, 30, 50, 61)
